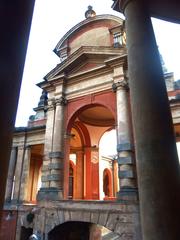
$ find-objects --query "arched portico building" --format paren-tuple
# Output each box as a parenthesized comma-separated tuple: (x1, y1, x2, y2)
(4, 6, 180, 240)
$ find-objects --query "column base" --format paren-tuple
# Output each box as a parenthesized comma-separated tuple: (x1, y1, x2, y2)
(117, 187, 138, 201)
(37, 187, 63, 201)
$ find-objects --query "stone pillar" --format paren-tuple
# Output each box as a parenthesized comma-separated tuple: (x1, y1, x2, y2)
(37, 97, 55, 200)
(49, 96, 67, 198)
(5, 147, 17, 202)
(12, 144, 26, 203)
(19, 146, 31, 201)
(12, 143, 30, 203)
(113, 0, 180, 239)
(113, 76, 137, 200)
(38, 95, 67, 201)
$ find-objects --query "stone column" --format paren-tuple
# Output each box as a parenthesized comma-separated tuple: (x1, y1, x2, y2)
(12, 146, 24, 202)
(37, 97, 55, 200)
(19, 146, 31, 202)
(38, 95, 67, 201)
(113, 77, 137, 200)
(5, 147, 17, 202)
(48, 96, 67, 199)
(113, 0, 180, 239)
(12, 143, 28, 203)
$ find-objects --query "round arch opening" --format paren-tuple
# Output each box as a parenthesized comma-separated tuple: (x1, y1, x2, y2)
(65, 104, 117, 201)
(48, 221, 120, 240)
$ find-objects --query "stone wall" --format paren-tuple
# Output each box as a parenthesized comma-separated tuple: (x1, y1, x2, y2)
(15, 200, 141, 240)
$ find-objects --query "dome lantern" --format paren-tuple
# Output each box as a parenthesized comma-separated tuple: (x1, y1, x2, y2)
(85, 5, 96, 19)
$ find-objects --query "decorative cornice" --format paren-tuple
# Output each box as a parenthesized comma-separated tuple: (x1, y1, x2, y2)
(14, 125, 45, 134)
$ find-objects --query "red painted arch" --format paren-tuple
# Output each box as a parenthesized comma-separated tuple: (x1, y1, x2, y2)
(66, 90, 116, 131)
(64, 90, 116, 200)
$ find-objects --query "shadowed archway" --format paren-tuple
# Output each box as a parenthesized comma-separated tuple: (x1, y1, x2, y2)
(48, 221, 91, 240)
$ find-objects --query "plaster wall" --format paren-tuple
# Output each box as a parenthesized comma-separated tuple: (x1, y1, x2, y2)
(69, 27, 111, 54)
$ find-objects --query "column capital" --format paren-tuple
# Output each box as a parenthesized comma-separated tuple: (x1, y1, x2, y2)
(55, 96, 67, 106)
(47, 98, 56, 111)
(112, 78, 129, 92)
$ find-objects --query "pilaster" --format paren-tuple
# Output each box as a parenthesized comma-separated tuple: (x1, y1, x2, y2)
(12, 145, 25, 203)
(19, 146, 31, 202)
(39, 98, 55, 190)
(74, 150, 84, 199)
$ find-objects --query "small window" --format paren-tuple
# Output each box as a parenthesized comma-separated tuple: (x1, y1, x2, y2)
(113, 31, 126, 48)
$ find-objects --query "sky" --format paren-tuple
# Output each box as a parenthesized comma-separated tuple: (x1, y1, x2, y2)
(15, 0, 180, 127)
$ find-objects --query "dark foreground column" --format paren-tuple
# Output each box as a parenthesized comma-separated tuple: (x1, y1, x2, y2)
(113, 0, 180, 239)
(0, 1, 35, 220)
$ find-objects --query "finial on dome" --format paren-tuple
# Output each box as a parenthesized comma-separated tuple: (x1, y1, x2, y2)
(85, 5, 96, 19)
